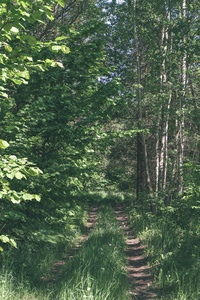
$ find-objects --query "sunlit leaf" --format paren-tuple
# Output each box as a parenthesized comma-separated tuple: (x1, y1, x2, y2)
(52, 45, 61, 51)
(9, 239, 17, 248)
(45, 10, 54, 21)
(10, 198, 21, 204)
(0, 139, 10, 149)
(56, 62, 64, 68)
(34, 194, 41, 202)
(61, 45, 70, 54)
(22, 193, 34, 200)
(57, 0, 65, 7)
(15, 171, 24, 180)
(55, 36, 67, 41)
(0, 235, 9, 243)
(26, 167, 39, 176)
(5, 44, 12, 52)
(10, 27, 19, 33)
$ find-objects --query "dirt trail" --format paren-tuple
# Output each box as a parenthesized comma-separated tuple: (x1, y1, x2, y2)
(42, 202, 158, 299)
(41, 204, 98, 285)
(114, 204, 158, 300)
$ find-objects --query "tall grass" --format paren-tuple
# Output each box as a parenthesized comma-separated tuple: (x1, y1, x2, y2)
(127, 203, 200, 299)
(0, 196, 129, 300)
(0, 200, 89, 299)
(0, 269, 47, 300)
(53, 203, 129, 300)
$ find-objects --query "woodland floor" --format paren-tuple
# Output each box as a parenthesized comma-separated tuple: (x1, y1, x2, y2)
(43, 204, 159, 299)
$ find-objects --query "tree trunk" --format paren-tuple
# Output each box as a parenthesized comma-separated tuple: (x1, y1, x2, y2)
(178, 0, 187, 196)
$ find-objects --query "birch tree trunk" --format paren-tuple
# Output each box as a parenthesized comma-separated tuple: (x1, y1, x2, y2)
(156, 4, 170, 196)
(156, 4, 173, 204)
(178, 0, 187, 196)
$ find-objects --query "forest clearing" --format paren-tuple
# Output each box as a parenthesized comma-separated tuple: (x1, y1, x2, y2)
(0, 0, 199, 299)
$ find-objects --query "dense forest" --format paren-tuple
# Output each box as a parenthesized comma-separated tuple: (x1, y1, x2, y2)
(0, 0, 199, 299)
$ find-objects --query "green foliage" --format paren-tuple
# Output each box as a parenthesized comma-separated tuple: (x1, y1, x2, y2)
(0, 0, 72, 252)
(0, 0, 199, 298)
(127, 199, 200, 299)
(0, 197, 128, 300)
(0, 139, 43, 250)
(0, 2, 125, 256)
(0, 0, 69, 92)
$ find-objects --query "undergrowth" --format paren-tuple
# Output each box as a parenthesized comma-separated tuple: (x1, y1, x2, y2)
(0, 193, 129, 300)
(127, 201, 200, 300)
(0, 199, 89, 300)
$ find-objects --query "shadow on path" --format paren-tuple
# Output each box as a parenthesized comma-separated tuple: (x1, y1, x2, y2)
(41, 204, 98, 286)
(114, 204, 158, 300)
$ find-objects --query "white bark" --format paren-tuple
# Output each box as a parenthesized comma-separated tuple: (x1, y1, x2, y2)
(179, 0, 187, 195)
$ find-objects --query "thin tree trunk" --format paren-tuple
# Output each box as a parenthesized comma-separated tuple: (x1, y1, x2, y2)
(133, 0, 144, 201)
(163, 27, 173, 197)
(159, 12, 168, 193)
(179, 0, 187, 196)
(169, 121, 179, 202)
(159, 5, 172, 198)
(163, 93, 172, 191)
(133, 0, 152, 201)
(136, 132, 143, 199)
(155, 109, 161, 195)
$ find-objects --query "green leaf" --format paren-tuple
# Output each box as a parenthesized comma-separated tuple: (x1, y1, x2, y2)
(51, 61, 64, 68)
(5, 44, 13, 52)
(0, 235, 9, 243)
(57, 0, 65, 7)
(55, 36, 67, 41)
(20, 70, 30, 79)
(45, 10, 54, 21)
(26, 56, 33, 61)
(27, 167, 39, 176)
(56, 62, 64, 68)
(34, 194, 41, 202)
(10, 27, 19, 33)
(9, 238, 17, 248)
(15, 171, 24, 180)
(12, 78, 24, 85)
(4, 23, 13, 32)
(20, 1, 28, 9)
(52, 45, 61, 51)
(61, 45, 70, 54)
(6, 172, 15, 179)
(34, 64, 45, 72)
(27, 36, 37, 45)
(0, 139, 10, 149)
(10, 198, 21, 204)
(9, 155, 17, 161)
(22, 193, 34, 200)
(0, 91, 8, 98)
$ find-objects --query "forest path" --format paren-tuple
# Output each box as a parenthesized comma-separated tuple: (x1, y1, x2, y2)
(41, 204, 98, 285)
(114, 203, 158, 300)
(43, 202, 158, 299)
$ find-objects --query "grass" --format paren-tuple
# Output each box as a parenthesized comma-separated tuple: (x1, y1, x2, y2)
(4, 190, 200, 299)
(0, 195, 129, 300)
(52, 203, 129, 300)
(126, 201, 200, 300)
(0, 270, 46, 300)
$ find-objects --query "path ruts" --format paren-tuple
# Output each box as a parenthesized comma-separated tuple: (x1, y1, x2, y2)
(114, 204, 158, 300)
(41, 204, 98, 285)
